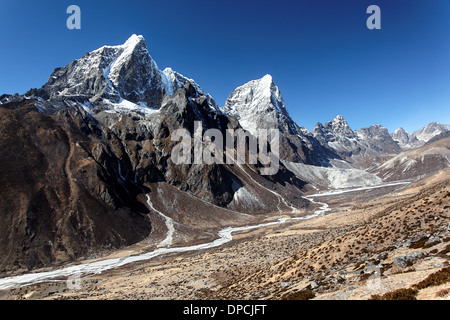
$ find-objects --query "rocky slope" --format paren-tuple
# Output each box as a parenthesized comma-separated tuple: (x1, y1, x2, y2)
(27, 34, 163, 109)
(207, 172, 450, 300)
(6, 169, 448, 300)
(372, 137, 450, 182)
(0, 99, 152, 273)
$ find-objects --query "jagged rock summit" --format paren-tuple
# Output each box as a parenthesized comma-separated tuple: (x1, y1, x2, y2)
(312, 115, 401, 168)
(312, 115, 356, 146)
(222, 75, 340, 166)
(413, 122, 450, 143)
(391, 127, 423, 150)
(33, 35, 161, 106)
(27, 34, 220, 115)
(223, 74, 297, 135)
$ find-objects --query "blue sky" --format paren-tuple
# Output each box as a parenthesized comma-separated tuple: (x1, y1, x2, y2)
(1, 0, 449, 133)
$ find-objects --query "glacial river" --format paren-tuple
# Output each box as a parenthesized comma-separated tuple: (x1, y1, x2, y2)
(0, 181, 408, 290)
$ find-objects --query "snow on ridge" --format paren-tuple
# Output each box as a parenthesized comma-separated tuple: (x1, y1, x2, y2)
(222, 74, 295, 135)
(108, 34, 148, 86)
(106, 98, 159, 115)
(161, 67, 205, 97)
(86, 35, 217, 114)
(413, 122, 450, 142)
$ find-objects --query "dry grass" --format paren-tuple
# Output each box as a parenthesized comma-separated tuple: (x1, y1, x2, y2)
(413, 266, 450, 290)
(369, 288, 419, 300)
(435, 288, 450, 298)
(282, 289, 316, 300)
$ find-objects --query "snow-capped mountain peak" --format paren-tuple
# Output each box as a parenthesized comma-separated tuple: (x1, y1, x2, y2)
(313, 115, 355, 142)
(334, 114, 344, 120)
(34, 34, 163, 109)
(93, 34, 145, 53)
(413, 122, 450, 142)
(28, 34, 222, 115)
(393, 127, 408, 135)
(106, 34, 151, 86)
(222, 74, 296, 135)
(331, 115, 352, 132)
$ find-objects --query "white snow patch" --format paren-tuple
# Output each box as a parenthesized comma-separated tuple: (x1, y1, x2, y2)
(146, 195, 174, 248)
(108, 34, 145, 86)
(107, 98, 159, 115)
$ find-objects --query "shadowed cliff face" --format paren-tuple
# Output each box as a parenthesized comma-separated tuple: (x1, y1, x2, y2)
(0, 100, 152, 273)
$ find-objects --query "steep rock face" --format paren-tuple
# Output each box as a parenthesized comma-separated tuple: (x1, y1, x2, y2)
(355, 125, 402, 154)
(0, 100, 152, 273)
(31, 35, 164, 109)
(223, 75, 296, 135)
(223, 75, 340, 166)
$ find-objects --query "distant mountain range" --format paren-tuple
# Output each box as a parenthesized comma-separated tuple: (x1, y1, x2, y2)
(0, 34, 448, 273)
(391, 123, 450, 150)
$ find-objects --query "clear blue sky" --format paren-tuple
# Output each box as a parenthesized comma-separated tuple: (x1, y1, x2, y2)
(1, 0, 449, 133)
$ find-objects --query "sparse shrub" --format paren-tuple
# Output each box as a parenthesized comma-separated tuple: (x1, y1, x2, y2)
(409, 236, 429, 249)
(423, 240, 440, 249)
(438, 244, 450, 256)
(435, 288, 450, 298)
(283, 289, 315, 300)
(369, 288, 418, 300)
(413, 266, 450, 290)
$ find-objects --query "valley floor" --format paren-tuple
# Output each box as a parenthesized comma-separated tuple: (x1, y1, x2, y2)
(0, 170, 449, 300)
